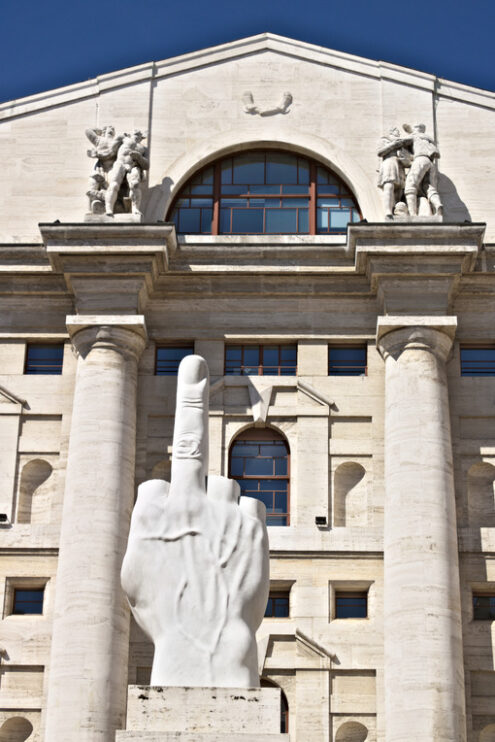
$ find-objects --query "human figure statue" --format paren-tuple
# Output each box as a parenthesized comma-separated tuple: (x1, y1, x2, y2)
(85, 125, 122, 173)
(377, 127, 413, 219)
(105, 130, 149, 216)
(121, 355, 270, 687)
(403, 123, 443, 216)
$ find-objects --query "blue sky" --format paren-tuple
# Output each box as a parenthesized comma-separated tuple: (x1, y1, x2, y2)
(1, 0, 494, 103)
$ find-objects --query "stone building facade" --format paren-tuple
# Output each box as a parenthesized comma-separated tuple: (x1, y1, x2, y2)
(0, 33, 495, 742)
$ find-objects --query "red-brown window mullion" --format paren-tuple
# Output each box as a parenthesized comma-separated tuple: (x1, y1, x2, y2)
(309, 162, 316, 235)
(212, 161, 221, 235)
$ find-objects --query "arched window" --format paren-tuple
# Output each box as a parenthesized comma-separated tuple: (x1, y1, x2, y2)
(169, 150, 361, 235)
(229, 428, 289, 526)
(261, 678, 289, 734)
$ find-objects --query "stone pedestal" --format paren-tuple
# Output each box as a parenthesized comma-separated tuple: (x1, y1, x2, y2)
(115, 686, 289, 741)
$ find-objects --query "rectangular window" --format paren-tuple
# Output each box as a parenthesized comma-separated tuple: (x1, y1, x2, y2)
(12, 587, 44, 615)
(155, 345, 194, 375)
(225, 345, 297, 376)
(335, 591, 367, 619)
(329, 346, 367, 376)
(25, 344, 64, 375)
(473, 594, 495, 620)
(460, 347, 495, 376)
(265, 591, 290, 618)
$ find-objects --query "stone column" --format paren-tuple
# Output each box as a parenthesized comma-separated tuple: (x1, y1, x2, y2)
(44, 317, 147, 742)
(377, 318, 466, 742)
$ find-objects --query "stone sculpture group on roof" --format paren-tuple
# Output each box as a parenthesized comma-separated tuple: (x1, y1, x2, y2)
(85, 125, 149, 217)
(377, 123, 443, 220)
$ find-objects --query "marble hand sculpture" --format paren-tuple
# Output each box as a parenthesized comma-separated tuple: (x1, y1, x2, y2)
(121, 355, 270, 687)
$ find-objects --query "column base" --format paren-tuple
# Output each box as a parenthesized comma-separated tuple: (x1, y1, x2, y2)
(116, 686, 288, 740)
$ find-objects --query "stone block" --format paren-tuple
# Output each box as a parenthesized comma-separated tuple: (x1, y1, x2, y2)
(116, 686, 288, 740)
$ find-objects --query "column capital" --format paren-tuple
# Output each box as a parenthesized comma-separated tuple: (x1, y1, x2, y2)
(66, 314, 147, 360)
(376, 315, 457, 362)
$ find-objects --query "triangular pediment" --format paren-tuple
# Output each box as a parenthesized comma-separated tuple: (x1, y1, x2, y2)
(258, 628, 336, 672)
(2, 33, 494, 122)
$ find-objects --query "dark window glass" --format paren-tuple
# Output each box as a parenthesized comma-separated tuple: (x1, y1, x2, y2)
(265, 592, 290, 618)
(13, 588, 44, 615)
(225, 345, 297, 376)
(25, 344, 64, 375)
(169, 150, 361, 235)
(329, 346, 367, 376)
(473, 594, 495, 620)
(335, 591, 367, 619)
(230, 431, 290, 526)
(156, 346, 194, 375)
(460, 348, 495, 376)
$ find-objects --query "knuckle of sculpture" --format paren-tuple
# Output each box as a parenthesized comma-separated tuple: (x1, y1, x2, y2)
(174, 435, 202, 459)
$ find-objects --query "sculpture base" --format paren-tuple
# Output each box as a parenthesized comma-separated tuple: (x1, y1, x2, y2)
(116, 686, 288, 740)
(392, 214, 443, 223)
(84, 213, 143, 223)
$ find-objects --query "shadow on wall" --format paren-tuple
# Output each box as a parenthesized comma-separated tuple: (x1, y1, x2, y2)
(17, 459, 53, 524)
(333, 462, 366, 528)
(480, 724, 495, 742)
(335, 720, 368, 741)
(144, 177, 174, 222)
(438, 171, 472, 222)
(467, 462, 495, 528)
(0, 717, 33, 741)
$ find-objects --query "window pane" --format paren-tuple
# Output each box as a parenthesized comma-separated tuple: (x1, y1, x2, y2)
(221, 160, 232, 184)
(282, 184, 309, 194)
(222, 184, 245, 194)
(245, 458, 273, 476)
(220, 209, 231, 232)
(473, 595, 495, 620)
(13, 588, 44, 615)
(274, 492, 288, 512)
(266, 209, 297, 233)
(232, 209, 264, 233)
(226, 346, 242, 360)
(268, 515, 288, 526)
(330, 210, 351, 229)
(26, 344, 64, 375)
(274, 597, 290, 617)
(263, 347, 279, 367)
(281, 198, 308, 208)
(317, 209, 329, 230)
(329, 347, 367, 376)
(266, 153, 298, 184)
(230, 458, 243, 476)
(317, 183, 340, 195)
(179, 208, 200, 233)
(335, 593, 367, 618)
(156, 346, 194, 375)
(275, 458, 288, 475)
(249, 184, 280, 194)
(190, 185, 213, 195)
(233, 154, 265, 184)
(281, 346, 297, 360)
(244, 347, 260, 365)
(298, 160, 310, 183)
(461, 348, 495, 376)
(200, 208, 213, 233)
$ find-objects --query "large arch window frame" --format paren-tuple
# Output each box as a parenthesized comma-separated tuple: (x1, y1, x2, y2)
(169, 150, 361, 236)
(229, 427, 290, 526)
